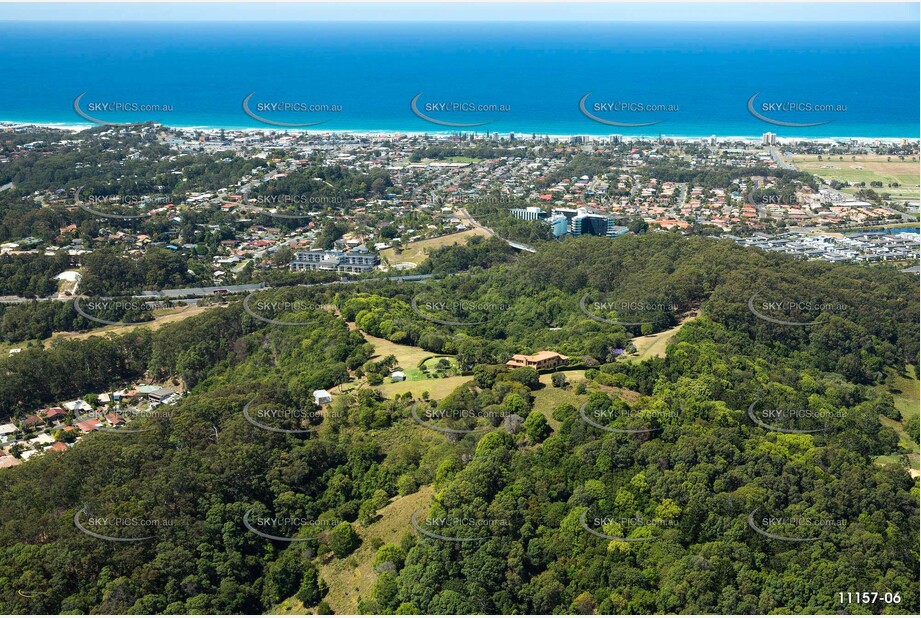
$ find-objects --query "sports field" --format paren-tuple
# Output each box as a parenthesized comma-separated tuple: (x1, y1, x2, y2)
(793, 154, 920, 200)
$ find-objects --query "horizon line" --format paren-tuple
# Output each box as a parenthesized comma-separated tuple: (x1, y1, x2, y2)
(0, 18, 917, 22)
(0, 2, 917, 23)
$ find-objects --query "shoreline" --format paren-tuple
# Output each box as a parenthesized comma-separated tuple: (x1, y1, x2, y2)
(1, 120, 917, 143)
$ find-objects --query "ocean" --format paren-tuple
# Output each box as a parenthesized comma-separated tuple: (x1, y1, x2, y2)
(0, 21, 917, 137)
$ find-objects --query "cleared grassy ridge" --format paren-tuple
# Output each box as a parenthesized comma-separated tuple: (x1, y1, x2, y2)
(532, 371, 588, 430)
(875, 369, 920, 476)
(361, 332, 441, 370)
(380, 228, 490, 267)
(0, 304, 213, 355)
(47, 304, 211, 345)
(375, 375, 473, 400)
(628, 312, 699, 361)
(271, 486, 436, 615)
(351, 332, 470, 399)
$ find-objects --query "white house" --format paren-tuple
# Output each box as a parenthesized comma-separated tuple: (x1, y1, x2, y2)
(0, 423, 17, 441)
(391, 371, 406, 382)
(63, 400, 92, 413)
(313, 389, 333, 406)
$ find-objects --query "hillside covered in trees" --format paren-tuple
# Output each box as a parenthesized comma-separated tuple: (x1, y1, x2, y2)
(0, 234, 917, 614)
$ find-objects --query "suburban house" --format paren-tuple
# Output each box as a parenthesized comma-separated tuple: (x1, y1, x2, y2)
(63, 400, 92, 413)
(114, 388, 139, 401)
(105, 412, 126, 426)
(0, 423, 18, 442)
(0, 455, 21, 468)
(76, 418, 102, 433)
(313, 389, 333, 406)
(40, 407, 67, 424)
(21, 414, 43, 429)
(149, 387, 179, 405)
(506, 351, 570, 371)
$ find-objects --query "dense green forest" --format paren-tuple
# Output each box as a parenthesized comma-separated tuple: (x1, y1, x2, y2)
(0, 234, 917, 614)
(0, 254, 73, 297)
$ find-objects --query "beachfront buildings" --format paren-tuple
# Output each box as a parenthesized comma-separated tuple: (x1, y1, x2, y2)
(289, 246, 380, 274)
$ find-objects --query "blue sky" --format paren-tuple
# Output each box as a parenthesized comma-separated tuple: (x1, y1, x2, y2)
(0, 2, 917, 22)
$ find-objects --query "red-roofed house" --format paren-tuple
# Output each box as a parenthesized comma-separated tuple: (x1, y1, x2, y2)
(41, 407, 67, 423)
(105, 412, 125, 426)
(76, 419, 102, 433)
(0, 455, 21, 469)
(21, 414, 43, 429)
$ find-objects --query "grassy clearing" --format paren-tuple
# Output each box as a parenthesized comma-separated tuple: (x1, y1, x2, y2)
(531, 371, 645, 431)
(318, 486, 434, 615)
(628, 313, 699, 361)
(268, 598, 307, 615)
(874, 368, 920, 476)
(419, 355, 460, 379)
(380, 228, 490, 267)
(877, 415, 919, 475)
(392, 356, 458, 382)
(793, 155, 920, 198)
(533, 371, 588, 430)
(44, 304, 212, 346)
(362, 333, 437, 370)
(362, 333, 465, 392)
(375, 375, 473, 400)
(333, 330, 467, 400)
(0, 305, 213, 356)
(887, 370, 920, 420)
(0, 340, 40, 356)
